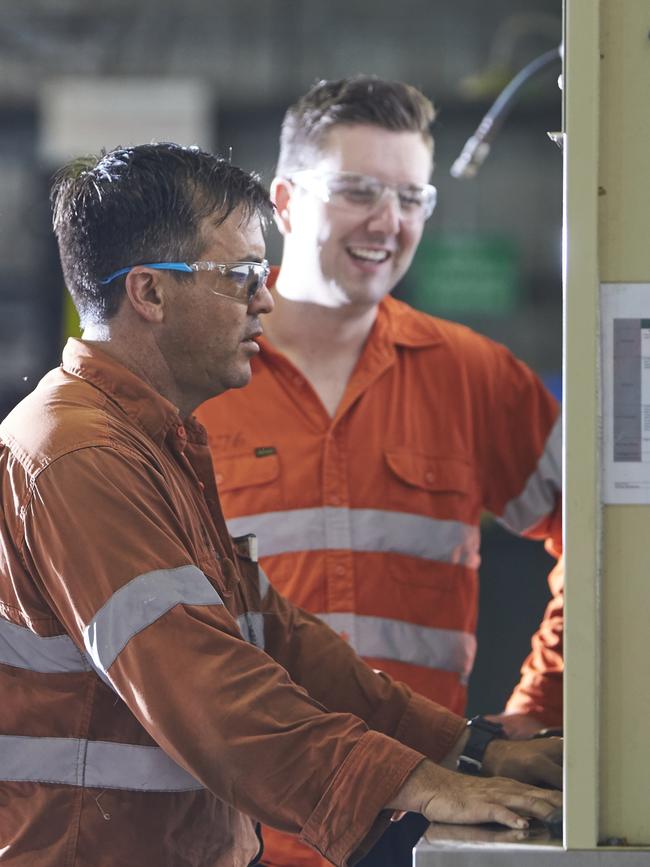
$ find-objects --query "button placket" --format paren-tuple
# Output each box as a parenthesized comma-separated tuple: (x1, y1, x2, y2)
(322, 424, 355, 615)
(179, 438, 229, 557)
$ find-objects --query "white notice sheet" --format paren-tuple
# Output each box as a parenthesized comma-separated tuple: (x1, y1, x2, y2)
(601, 282, 650, 503)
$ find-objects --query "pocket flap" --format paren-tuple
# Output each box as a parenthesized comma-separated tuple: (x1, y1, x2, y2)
(213, 451, 280, 493)
(384, 448, 471, 494)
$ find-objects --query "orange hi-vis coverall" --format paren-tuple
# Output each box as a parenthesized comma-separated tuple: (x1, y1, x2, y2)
(197, 291, 563, 867)
(0, 339, 467, 867)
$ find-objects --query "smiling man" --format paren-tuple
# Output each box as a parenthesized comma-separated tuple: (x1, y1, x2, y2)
(196, 78, 564, 867)
(0, 143, 562, 867)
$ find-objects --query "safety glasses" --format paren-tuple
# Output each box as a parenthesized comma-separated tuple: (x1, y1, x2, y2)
(289, 171, 437, 222)
(99, 260, 270, 306)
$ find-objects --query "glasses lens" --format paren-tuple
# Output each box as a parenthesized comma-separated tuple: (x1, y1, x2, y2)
(322, 174, 436, 221)
(225, 264, 266, 303)
(328, 175, 381, 209)
(396, 185, 437, 218)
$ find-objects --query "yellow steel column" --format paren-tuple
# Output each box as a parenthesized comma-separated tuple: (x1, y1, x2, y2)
(598, 0, 650, 845)
(565, 0, 650, 849)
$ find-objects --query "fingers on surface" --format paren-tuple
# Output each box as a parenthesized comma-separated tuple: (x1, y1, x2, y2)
(484, 803, 530, 830)
(505, 791, 563, 821)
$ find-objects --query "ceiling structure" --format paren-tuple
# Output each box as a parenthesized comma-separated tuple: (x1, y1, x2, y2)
(0, 0, 560, 107)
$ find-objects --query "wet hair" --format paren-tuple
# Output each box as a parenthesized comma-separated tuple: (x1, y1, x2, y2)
(276, 75, 436, 175)
(51, 142, 273, 326)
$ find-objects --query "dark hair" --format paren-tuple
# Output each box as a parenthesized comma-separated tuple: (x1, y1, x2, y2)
(51, 142, 273, 325)
(277, 75, 436, 175)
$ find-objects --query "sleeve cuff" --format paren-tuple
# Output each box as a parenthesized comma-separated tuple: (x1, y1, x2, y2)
(506, 673, 563, 727)
(300, 730, 424, 866)
(394, 691, 466, 763)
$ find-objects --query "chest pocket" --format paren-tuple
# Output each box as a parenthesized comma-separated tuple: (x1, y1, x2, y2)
(213, 450, 283, 513)
(382, 448, 480, 596)
(384, 448, 474, 516)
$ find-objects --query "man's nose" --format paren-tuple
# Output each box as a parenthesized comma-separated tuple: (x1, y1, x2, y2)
(366, 188, 402, 234)
(249, 282, 274, 315)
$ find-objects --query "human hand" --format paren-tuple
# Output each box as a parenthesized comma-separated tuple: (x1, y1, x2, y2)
(482, 737, 562, 789)
(387, 759, 561, 830)
(484, 711, 546, 739)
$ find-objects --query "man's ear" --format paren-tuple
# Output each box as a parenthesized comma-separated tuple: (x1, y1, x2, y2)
(124, 268, 166, 323)
(271, 177, 293, 236)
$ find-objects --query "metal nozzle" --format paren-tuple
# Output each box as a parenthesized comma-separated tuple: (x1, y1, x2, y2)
(450, 46, 561, 180)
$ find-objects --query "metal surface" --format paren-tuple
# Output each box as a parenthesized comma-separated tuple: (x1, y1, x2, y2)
(413, 825, 649, 865)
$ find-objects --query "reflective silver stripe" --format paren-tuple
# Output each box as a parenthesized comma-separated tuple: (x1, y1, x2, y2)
(499, 416, 562, 534)
(315, 612, 476, 683)
(258, 567, 270, 601)
(85, 740, 202, 791)
(0, 617, 91, 674)
(0, 735, 81, 786)
(237, 612, 265, 650)
(0, 735, 202, 791)
(83, 565, 223, 675)
(227, 508, 480, 568)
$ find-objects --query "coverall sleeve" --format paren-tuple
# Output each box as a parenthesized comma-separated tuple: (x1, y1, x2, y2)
(505, 554, 564, 726)
(22, 446, 428, 866)
(480, 346, 563, 726)
(255, 569, 466, 763)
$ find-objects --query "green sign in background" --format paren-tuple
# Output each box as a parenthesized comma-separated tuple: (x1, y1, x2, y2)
(404, 233, 519, 316)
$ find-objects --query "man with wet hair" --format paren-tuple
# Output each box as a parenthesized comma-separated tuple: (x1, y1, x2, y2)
(0, 142, 560, 867)
(196, 77, 563, 866)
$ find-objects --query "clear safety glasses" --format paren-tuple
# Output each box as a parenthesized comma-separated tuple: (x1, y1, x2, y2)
(99, 259, 271, 306)
(288, 170, 437, 222)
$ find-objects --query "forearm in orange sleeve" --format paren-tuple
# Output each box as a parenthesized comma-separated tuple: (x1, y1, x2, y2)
(506, 555, 564, 727)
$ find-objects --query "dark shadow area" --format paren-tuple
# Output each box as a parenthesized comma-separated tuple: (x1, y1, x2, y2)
(466, 519, 555, 716)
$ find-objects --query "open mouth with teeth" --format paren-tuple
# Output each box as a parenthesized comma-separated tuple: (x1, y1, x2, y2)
(347, 246, 391, 263)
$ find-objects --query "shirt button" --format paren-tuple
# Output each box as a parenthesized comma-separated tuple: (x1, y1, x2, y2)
(198, 481, 205, 490)
(215, 473, 224, 485)
(177, 425, 186, 439)
(335, 565, 346, 576)
(425, 470, 435, 484)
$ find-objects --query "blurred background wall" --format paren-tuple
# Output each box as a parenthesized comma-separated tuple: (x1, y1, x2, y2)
(0, 0, 562, 716)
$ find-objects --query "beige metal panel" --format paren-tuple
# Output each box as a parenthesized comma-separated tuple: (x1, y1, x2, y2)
(598, 0, 650, 845)
(563, 0, 601, 849)
(601, 506, 650, 841)
(598, 2, 650, 282)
